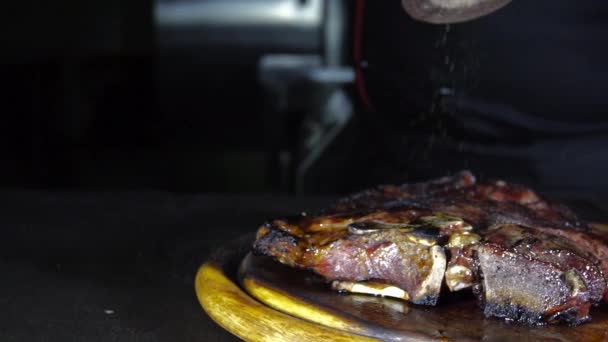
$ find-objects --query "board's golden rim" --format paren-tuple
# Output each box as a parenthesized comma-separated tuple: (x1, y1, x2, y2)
(591, 223, 608, 232)
(242, 276, 370, 336)
(194, 262, 379, 342)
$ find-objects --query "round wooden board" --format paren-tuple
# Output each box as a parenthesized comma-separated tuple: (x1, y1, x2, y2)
(197, 226, 608, 342)
(195, 235, 376, 342)
(240, 253, 608, 342)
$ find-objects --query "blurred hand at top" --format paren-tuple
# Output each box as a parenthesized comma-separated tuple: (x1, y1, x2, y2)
(401, 0, 512, 24)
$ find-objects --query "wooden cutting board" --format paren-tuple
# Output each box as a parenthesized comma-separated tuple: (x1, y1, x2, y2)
(197, 226, 608, 342)
(195, 235, 375, 342)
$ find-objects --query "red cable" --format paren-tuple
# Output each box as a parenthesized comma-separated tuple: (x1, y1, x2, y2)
(353, 0, 375, 112)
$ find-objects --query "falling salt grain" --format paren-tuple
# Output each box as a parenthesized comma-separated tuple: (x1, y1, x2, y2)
(104, 309, 115, 315)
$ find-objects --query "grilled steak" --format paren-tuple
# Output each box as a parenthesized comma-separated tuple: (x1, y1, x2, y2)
(477, 224, 605, 324)
(253, 171, 608, 325)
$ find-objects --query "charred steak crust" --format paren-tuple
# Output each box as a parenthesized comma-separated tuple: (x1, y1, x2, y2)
(252, 171, 608, 325)
(476, 224, 605, 325)
(326, 170, 476, 215)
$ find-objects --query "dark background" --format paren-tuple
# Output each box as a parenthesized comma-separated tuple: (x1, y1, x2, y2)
(2, 0, 608, 196)
(2, 0, 275, 193)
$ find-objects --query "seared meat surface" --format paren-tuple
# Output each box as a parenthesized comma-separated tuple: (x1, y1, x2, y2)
(253, 171, 608, 325)
(477, 224, 605, 324)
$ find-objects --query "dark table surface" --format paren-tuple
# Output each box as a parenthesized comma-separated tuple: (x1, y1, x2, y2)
(0, 191, 334, 342)
(0, 191, 606, 342)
